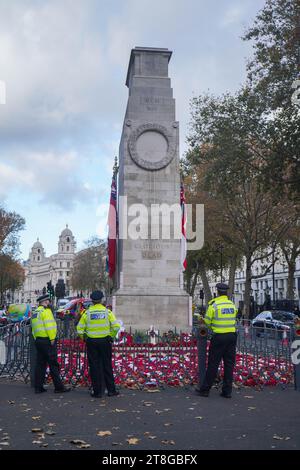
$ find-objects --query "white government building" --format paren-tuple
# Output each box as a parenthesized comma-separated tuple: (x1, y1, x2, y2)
(204, 253, 300, 309)
(18, 226, 77, 304)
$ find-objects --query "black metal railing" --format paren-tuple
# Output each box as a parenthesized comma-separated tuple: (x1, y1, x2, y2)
(0, 319, 297, 389)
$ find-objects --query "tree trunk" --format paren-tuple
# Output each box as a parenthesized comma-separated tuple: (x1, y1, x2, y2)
(199, 263, 212, 302)
(189, 266, 200, 297)
(228, 255, 237, 299)
(243, 258, 252, 319)
(287, 261, 296, 300)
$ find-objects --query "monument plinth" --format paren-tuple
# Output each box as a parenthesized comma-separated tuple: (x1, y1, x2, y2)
(114, 47, 190, 331)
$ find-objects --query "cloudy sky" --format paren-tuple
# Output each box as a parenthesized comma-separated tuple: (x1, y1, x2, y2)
(0, 0, 265, 260)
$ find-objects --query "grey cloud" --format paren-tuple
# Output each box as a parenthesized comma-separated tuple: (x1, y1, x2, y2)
(0, 0, 266, 206)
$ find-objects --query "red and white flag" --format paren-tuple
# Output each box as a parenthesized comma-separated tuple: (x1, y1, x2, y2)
(180, 182, 187, 271)
(107, 172, 118, 278)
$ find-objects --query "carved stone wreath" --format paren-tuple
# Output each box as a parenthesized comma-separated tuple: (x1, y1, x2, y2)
(128, 123, 176, 170)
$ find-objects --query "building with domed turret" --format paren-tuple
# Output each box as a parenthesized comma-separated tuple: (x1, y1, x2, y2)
(19, 226, 77, 304)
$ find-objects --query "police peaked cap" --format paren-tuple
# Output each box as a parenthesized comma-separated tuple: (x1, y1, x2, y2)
(216, 283, 229, 293)
(37, 294, 51, 302)
(90, 290, 104, 301)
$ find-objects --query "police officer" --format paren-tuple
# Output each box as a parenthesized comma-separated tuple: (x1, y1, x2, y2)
(196, 283, 238, 398)
(77, 290, 121, 398)
(31, 294, 71, 394)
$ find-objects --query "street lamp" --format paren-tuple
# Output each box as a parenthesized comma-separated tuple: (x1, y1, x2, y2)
(217, 243, 224, 282)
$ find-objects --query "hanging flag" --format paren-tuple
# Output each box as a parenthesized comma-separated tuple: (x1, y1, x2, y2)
(180, 181, 187, 271)
(107, 171, 118, 278)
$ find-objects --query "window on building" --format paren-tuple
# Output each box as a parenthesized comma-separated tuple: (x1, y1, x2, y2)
(67, 246, 70, 252)
(67, 262, 70, 268)
(60, 262, 62, 268)
(67, 237, 70, 243)
(37, 256, 40, 261)
(38, 249, 40, 254)
(66, 271, 70, 277)
(60, 271, 63, 277)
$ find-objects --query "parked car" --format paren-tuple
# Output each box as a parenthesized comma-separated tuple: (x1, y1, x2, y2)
(56, 298, 70, 309)
(56, 298, 93, 321)
(251, 310, 296, 338)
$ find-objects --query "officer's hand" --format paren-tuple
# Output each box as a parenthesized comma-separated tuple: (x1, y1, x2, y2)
(50, 340, 55, 346)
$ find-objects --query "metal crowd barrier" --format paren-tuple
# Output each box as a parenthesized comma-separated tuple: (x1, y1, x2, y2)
(0, 319, 297, 389)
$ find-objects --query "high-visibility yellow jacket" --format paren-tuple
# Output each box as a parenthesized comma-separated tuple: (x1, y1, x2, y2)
(76, 303, 121, 339)
(204, 295, 237, 333)
(31, 306, 57, 340)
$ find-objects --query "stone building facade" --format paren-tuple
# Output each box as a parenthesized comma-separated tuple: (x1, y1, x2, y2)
(18, 226, 76, 304)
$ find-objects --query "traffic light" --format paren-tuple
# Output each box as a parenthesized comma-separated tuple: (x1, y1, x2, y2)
(46, 281, 54, 300)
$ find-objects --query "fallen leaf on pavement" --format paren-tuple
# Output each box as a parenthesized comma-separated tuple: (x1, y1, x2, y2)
(148, 436, 157, 440)
(155, 410, 163, 414)
(8, 401, 15, 405)
(32, 416, 41, 420)
(195, 416, 203, 420)
(32, 440, 43, 445)
(273, 435, 284, 440)
(0, 442, 9, 446)
(112, 442, 123, 446)
(97, 431, 112, 437)
(115, 409, 126, 413)
(143, 402, 154, 407)
(45, 430, 56, 436)
(146, 389, 160, 393)
(162, 440, 175, 445)
(70, 439, 91, 448)
(164, 423, 173, 427)
(244, 396, 254, 399)
(248, 407, 256, 411)
(127, 438, 140, 445)
(31, 428, 43, 433)
(164, 409, 171, 412)
(47, 423, 56, 427)
(112, 427, 120, 430)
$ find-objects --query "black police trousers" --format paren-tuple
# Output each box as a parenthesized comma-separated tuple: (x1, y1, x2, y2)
(200, 332, 237, 395)
(34, 337, 65, 392)
(86, 337, 116, 396)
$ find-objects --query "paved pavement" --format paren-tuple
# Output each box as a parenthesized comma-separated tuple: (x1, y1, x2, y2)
(0, 380, 299, 451)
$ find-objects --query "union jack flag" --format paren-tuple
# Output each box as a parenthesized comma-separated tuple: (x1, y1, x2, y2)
(107, 173, 118, 278)
(180, 182, 187, 271)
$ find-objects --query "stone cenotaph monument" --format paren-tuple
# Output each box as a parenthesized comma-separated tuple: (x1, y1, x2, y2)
(113, 47, 190, 331)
